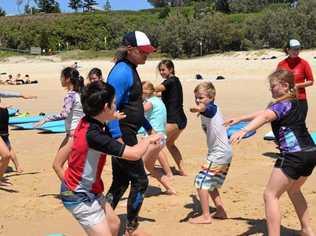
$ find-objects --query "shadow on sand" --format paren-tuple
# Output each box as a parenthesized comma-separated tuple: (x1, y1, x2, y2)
(179, 194, 216, 223)
(262, 152, 280, 160)
(230, 217, 300, 236)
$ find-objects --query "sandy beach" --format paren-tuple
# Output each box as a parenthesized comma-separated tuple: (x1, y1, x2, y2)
(0, 49, 316, 236)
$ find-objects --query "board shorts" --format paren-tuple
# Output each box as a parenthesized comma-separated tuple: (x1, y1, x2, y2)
(194, 163, 230, 191)
(274, 147, 316, 180)
(60, 182, 106, 229)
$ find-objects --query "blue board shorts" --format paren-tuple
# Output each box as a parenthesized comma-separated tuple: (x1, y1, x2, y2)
(194, 163, 230, 191)
(60, 182, 106, 229)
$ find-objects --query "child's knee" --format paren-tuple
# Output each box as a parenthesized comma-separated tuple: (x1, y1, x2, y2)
(1, 153, 11, 161)
(263, 189, 277, 202)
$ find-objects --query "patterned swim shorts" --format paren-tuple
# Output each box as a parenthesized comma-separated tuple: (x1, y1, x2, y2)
(194, 163, 230, 191)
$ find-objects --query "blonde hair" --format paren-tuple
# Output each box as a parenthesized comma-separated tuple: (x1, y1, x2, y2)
(142, 81, 155, 97)
(194, 81, 216, 99)
(268, 69, 296, 104)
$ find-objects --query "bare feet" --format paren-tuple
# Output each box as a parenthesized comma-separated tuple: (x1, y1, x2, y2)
(165, 188, 176, 195)
(125, 228, 151, 236)
(189, 215, 212, 224)
(16, 167, 23, 173)
(212, 211, 228, 220)
(0, 179, 12, 186)
(178, 169, 188, 176)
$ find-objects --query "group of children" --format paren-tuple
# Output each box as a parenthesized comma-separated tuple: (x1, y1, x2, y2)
(1, 54, 315, 235)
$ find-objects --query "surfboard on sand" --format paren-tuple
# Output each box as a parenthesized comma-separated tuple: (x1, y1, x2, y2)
(12, 120, 65, 130)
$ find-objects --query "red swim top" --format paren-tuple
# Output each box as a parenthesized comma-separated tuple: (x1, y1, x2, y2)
(277, 57, 314, 100)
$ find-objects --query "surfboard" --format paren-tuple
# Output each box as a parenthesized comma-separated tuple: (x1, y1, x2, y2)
(264, 131, 316, 143)
(9, 115, 45, 125)
(12, 120, 65, 130)
(227, 122, 256, 139)
(40, 125, 65, 133)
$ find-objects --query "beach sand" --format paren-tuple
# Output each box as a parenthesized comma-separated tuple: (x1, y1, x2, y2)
(0, 49, 316, 236)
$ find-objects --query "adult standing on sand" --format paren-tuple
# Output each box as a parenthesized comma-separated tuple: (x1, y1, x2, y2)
(277, 39, 314, 120)
(105, 31, 156, 236)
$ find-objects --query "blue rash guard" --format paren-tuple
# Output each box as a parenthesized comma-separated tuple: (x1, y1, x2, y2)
(107, 59, 151, 145)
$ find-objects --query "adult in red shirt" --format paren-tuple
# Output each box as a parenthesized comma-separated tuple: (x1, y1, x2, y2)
(277, 39, 314, 119)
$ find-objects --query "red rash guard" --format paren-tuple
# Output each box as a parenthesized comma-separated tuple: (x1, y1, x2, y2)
(277, 57, 314, 100)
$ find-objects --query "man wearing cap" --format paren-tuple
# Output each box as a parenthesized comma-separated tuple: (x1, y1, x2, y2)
(277, 39, 314, 119)
(106, 31, 156, 235)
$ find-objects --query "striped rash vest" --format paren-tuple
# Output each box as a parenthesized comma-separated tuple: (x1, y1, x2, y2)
(64, 116, 125, 196)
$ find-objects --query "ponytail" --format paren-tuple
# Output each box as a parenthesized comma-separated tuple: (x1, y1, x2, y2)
(61, 67, 84, 93)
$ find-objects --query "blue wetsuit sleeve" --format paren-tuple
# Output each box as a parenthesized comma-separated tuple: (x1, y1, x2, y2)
(201, 102, 217, 118)
(107, 63, 133, 138)
(142, 117, 153, 133)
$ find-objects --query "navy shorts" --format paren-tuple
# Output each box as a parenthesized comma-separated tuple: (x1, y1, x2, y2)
(1, 135, 11, 149)
(275, 147, 316, 180)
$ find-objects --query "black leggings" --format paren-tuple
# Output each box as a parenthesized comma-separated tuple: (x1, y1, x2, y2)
(106, 152, 148, 229)
(298, 100, 308, 121)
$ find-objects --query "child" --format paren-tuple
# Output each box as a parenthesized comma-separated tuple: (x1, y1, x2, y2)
(34, 67, 84, 148)
(155, 59, 188, 176)
(0, 91, 36, 181)
(189, 82, 232, 224)
(227, 70, 316, 236)
(141, 81, 175, 194)
(87, 68, 103, 84)
(53, 81, 164, 236)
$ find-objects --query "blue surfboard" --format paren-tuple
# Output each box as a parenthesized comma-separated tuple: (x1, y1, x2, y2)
(12, 120, 65, 130)
(9, 115, 45, 125)
(40, 125, 65, 133)
(8, 107, 19, 116)
(227, 122, 256, 139)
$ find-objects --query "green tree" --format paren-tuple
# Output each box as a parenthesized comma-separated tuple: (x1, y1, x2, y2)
(104, 0, 111, 11)
(147, 0, 184, 7)
(0, 8, 6, 17)
(82, 0, 98, 12)
(35, 0, 61, 13)
(68, 0, 83, 12)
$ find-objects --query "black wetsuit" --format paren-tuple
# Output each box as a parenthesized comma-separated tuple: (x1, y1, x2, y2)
(0, 107, 11, 148)
(106, 59, 148, 229)
(161, 76, 187, 129)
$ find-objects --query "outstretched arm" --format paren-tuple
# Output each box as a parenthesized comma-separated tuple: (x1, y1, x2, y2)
(230, 109, 277, 144)
(223, 110, 265, 127)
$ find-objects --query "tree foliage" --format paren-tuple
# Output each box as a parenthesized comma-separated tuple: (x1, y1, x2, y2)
(0, 8, 6, 17)
(68, 0, 83, 12)
(35, 0, 61, 13)
(0, 0, 315, 58)
(82, 0, 98, 12)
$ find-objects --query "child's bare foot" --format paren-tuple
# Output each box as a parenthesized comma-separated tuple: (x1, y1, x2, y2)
(189, 215, 212, 224)
(16, 167, 23, 173)
(212, 211, 228, 220)
(125, 228, 151, 236)
(0, 179, 12, 186)
(165, 188, 176, 195)
(300, 227, 315, 236)
(178, 169, 188, 176)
